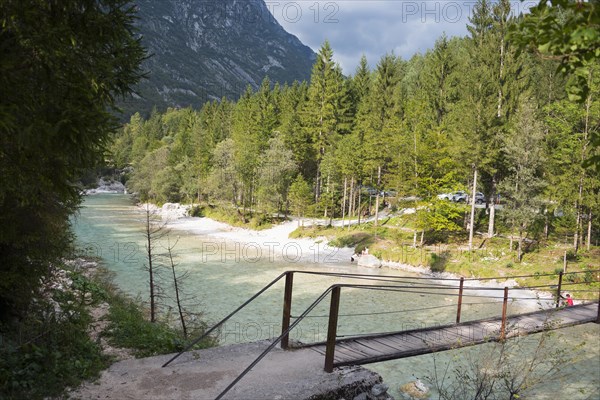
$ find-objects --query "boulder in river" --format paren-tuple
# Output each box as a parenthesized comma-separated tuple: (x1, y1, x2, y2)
(357, 254, 382, 268)
(399, 379, 430, 399)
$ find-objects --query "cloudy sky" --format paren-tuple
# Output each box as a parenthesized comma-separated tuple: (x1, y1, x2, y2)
(267, 0, 536, 74)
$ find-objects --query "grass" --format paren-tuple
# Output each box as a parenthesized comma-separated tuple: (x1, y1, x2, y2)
(105, 294, 215, 358)
(192, 204, 285, 230)
(290, 219, 600, 301)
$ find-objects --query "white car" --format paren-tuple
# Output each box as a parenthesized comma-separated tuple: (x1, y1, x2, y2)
(437, 192, 453, 200)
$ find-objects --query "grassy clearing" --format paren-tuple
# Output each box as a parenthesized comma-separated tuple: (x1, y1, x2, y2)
(291, 221, 600, 301)
(190, 204, 286, 230)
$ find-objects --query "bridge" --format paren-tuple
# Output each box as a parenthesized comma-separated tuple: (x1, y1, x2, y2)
(162, 269, 600, 399)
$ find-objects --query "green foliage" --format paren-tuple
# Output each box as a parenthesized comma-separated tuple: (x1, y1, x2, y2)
(110, 20, 600, 257)
(328, 232, 373, 249)
(203, 206, 274, 230)
(0, 268, 109, 399)
(104, 295, 212, 358)
(429, 251, 450, 273)
(289, 175, 313, 218)
(511, 0, 599, 102)
(0, 0, 145, 318)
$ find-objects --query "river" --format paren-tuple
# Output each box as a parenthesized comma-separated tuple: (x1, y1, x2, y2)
(72, 194, 600, 399)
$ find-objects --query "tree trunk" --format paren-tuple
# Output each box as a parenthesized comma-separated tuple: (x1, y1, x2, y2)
(498, 36, 504, 118)
(341, 177, 347, 228)
(357, 189, 362, 226)
(349, 177, 355, 217)
(374, 165, 381, 227)
(315, 166, 321, 202)
(574, 203, 580, 253)
(487, 177, 496, 237)
(509, 233, 513, 252)
(323, 174, 329, 219)
(420, 230, 424, 247)
(587, 212, 592, 251)
(488, 203, 495, 238)
(517, 231, 523, 262)
(167, 241, 187, 338)
(145, 207, 156, 323)
(413, 230, 417, 248)
(468, 168, 478, 251)
(574, 84, 592, 253)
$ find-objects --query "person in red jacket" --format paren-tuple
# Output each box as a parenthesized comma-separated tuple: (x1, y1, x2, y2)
(565, 293, 574, 306)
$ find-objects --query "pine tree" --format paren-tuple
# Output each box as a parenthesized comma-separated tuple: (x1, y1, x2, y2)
(360, 53, 401, 226)
(302, 41, 347, 201)
(498, 101, 546, 261)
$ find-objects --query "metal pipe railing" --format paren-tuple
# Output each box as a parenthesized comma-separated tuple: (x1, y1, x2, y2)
(162, 271, 289, 367)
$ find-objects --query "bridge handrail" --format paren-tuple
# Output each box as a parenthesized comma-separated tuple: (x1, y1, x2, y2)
(214, 284, 338, 400)
(161, 271, 290, 367)
(163, 268, 600, 367)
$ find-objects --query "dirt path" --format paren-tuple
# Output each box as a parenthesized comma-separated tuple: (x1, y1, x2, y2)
(70, 341, 384, 400)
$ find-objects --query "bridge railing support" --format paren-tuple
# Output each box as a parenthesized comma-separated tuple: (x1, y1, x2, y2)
(596, 282, 600, 324)
(555, 271, 563, 308)
(500, 287, 508, 340)
(281, 271, 294, 349)
(456, 277, 464, 324)
(324, 286, 341, 373)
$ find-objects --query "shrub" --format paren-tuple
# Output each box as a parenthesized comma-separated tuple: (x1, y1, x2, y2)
(105, 296, 214, 358)
(0, 276, 108, 399)
(189, 205, 204, 217)
(329, 232, 372, 248)
(565, 249, 579, 262)
(429, 251, 450, 273)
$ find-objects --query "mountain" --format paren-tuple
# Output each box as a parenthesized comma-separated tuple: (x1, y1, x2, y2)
(119, 0, 316, 117)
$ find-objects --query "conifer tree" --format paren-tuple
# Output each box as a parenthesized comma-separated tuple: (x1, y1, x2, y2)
(302, 41, 347, 201)
(360, 53, 401, 226)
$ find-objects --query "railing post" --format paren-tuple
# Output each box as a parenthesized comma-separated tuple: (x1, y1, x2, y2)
(596, 283, 600, 324)
(500, 287, 508, 341)
(281, 271, 294, 349)
(324, 286, 341, 373)
(456, 277, 464, 324)
(555, 271, 564, 308)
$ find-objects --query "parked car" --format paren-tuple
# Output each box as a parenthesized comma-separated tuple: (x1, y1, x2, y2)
(453, 191, 486, 204)
(380, 189, 397, 197)
(474, 192, 485, 204)
(437, 192, 453, 200)
(451, 191, 468, 202)
(360, 186, 379, 196)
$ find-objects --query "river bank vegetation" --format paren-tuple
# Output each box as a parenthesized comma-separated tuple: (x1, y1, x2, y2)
(0, 257, 215, 399)
(113, 1, 599, 275)
(1, 0, 598, 398)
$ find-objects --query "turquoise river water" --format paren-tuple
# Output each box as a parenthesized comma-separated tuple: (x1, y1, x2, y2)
(72, 194, 600, 399)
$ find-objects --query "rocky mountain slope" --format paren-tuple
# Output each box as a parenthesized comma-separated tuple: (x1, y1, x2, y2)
(120, 0, 315, 117)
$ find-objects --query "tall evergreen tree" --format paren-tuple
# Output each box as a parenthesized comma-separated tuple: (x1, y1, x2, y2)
(302, 41, 347, 201)
(360, 53, 401, 226)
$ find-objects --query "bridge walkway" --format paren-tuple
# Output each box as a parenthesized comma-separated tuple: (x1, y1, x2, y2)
(304, 302, 598, 367)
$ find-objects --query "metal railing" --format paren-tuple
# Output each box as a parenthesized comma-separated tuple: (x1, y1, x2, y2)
(160, 268, 600, 399)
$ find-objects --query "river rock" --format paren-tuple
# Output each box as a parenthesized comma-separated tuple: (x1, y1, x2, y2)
(399, 379, 430, 399)
(357, 254, 382, 268)
(371, 383, 389, 397)
(86, 178, 125, 194)
(160, 202, 190, 220)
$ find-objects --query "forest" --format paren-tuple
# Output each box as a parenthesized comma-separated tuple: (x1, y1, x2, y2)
(0, 0, 597, 398)
(113, 0, 599, 254)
